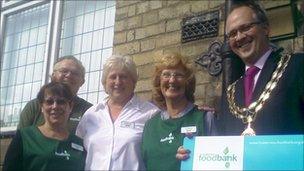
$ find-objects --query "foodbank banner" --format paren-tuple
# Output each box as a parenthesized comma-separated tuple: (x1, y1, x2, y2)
(181, 135, 304, 170)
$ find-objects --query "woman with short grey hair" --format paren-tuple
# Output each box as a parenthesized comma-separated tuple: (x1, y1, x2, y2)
(101, 55, 138, 89)
(76, 55, 159, 170)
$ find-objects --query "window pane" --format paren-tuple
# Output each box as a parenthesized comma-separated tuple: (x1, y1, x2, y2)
(88, 71, 100, 92)
(105, 6, 115, 27)
(103, 27, 114, 48)
(0, 3, 50, 130)
(6, 87, 14, 104)
(2, 52, 11, 70)
(3, 105, 13, 126)
(8, 68, 16, 86)
(0, 88, 8, 105)
(83, 12, 94, 33)
(85, 1, 96, 14)
(96, 1, 106, 10)
(16, 66, 25, 84)
(101, 48, 113, 69)
(18, 49, 27, 66)
(75, 16, 84, 35)
(14, 85, 23, 103)
(80, 52, 91, 71)
(24, 64, 34, 82)
(61, 37, 73, 55)
(106, 1, 116, 8)
(35, 44, 45, 62)
(22, 83, 32, 101)
(33, 62, 43, 82)
(75, 1, 85, 16)
(81, 32, 93, 53)
(73, 35, 82, 55)
(63, 1, 76, 19)
(94, 9, 105, 30)
(60, 1, 115, 104)
(62, 18, 75, 38)
(31, 81, 41, 98)
(6, 16, 15, 35)
(27, 46, 36, 64)
(90, 50, 102, 71)
(29, 28, 38, 46)
(37, 26, 47, 44)
(11, 51, 19, 68)
(87, 92, 98, 105)
(12, 103, 22, 126)
(92, 30, 103, 51)
(1, 70, 9, 87)
(20, 30, 30, 48)
(78, 72, 89, 94)
(0, 106, 5, 123)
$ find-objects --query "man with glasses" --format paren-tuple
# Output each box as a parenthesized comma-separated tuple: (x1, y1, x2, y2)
(18, 56, 92, 134)
(218, 0, 304, 136)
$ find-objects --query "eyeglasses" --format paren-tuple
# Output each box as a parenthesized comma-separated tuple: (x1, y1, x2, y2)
(55, 68, 82, 77)
(161, 71, 185, 80)
(44, 98, 69, 106)
(226, 21, 261, 41)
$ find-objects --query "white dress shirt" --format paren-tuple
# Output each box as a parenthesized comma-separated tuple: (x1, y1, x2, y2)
(76, 95, 160, 170)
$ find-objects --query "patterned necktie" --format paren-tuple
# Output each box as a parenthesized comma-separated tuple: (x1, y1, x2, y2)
(244, 66, 260, 107)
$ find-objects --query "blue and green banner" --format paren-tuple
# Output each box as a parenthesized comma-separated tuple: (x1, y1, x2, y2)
(181, 135, 304, 170)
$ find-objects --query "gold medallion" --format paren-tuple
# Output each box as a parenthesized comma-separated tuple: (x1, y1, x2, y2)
(241, 117, 255, 136)
(226, 53, 291, 136)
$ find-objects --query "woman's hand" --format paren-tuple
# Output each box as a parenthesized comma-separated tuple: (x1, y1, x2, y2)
(176, 146, 190, 161)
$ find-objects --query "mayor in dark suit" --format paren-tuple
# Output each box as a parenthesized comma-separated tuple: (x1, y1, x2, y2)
(218, 0, 304, 136)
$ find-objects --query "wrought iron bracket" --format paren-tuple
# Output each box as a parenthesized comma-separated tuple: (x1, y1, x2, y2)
(195, 40, 223, 76)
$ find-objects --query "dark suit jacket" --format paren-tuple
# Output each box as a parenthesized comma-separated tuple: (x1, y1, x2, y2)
(218, 49, 304, 135)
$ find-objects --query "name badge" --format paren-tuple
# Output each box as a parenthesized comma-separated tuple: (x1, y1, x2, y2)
(120, 121, 135, 129)
(70, 116, 81, 122)
(71, 142, 84, 151)
(181, 126, 197, 134)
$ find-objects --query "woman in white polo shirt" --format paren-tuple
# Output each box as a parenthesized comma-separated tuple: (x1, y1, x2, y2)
(76, 55, 159, 170)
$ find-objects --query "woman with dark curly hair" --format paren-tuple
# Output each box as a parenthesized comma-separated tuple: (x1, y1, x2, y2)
(141, 52, 215, 170)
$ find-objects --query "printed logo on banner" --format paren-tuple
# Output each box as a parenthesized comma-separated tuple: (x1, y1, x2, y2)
(192, 136, 244, 170)
(198, 147, 238, 169)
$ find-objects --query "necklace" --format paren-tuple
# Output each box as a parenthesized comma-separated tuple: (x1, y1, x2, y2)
(226, 53, 291, 135)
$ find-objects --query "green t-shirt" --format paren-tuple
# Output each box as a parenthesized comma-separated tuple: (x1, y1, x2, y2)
(141, 107, 205, 170)
(4, 126, 86, 171)
(18, 96, 92, 134)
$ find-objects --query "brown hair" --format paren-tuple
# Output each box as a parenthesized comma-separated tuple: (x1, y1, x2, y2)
(152, 52, 196, 109)
(229, 0, 269, 26)
(37, 82, 73, 104)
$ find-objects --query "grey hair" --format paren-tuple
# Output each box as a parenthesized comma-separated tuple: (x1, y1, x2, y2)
(53, 55, 86, 79)
(101, 54, 138, 88)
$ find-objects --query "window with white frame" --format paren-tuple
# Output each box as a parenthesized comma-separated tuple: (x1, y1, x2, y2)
(0, 0, 116, 133)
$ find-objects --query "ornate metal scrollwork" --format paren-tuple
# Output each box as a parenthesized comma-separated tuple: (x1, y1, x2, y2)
(195, 40, 223, 76)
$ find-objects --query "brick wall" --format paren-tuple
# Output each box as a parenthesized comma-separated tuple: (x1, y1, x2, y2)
(0, 138, 12, 170)
(113, 0, 225, 107)
(113, 0, 303, 108)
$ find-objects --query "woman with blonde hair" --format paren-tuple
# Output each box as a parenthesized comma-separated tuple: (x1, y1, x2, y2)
(76, 55, 159, 170)
(141, 52, 215, 170)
